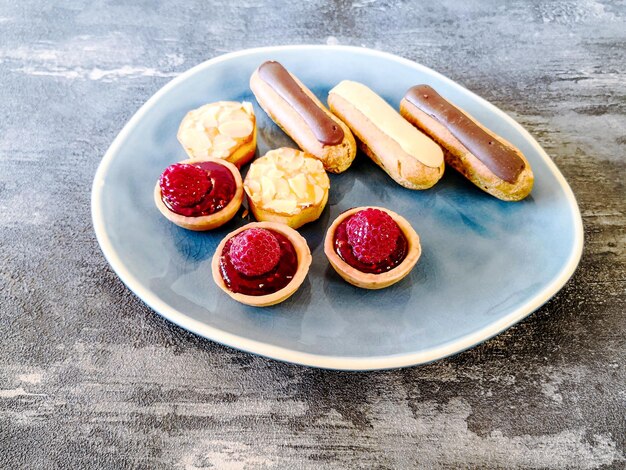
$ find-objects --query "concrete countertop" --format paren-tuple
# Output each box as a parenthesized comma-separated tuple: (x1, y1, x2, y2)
(1, 1, 624, 468)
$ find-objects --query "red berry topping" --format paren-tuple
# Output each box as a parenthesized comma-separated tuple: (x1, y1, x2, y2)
(229, 228, 281, 277)
(159, 163, 212, 209)
(346, 208, 401, 264)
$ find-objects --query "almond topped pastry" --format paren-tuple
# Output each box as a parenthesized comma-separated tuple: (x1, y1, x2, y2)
(324, 206, 421, 289)
(177, 101, 257, 168)
(212, 222, 312, 307)
(154, 158, 243, 231)
(243, 147, 330, 229)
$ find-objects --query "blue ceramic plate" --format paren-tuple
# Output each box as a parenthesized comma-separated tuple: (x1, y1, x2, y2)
(92, 46, 583, 370)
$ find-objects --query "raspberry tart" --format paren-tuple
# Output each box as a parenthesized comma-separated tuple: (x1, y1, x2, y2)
(177, 101, 257, 168)
(324, 206, 421, 289)
(212, 222, 312, 307)
(154, 158, 244, 231)
(243, 147, 330, 229)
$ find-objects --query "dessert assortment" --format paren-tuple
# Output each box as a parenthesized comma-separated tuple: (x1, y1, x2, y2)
(244, 147, 330, 229)
(154, 59, 534, 305)
(400, 85, 533, 201)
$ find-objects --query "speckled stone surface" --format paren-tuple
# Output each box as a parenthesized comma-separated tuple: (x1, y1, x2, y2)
(0, 1, 624, 468)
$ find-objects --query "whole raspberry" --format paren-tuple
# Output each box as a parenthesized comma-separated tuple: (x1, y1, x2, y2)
(346, 208, 401, 264)
(159, 163, 212, 209)
(229, 228, 281, 277)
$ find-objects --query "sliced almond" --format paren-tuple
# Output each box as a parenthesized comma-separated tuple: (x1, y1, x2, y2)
(217, 104, 242, 123)
(267, 168, 284, 180)
(200, 105, 220, 126)
(210, 149, 230, 159)
(242, 102, 254, 114)
(275, 178, 291, 198)
(212, 133, 237, 150)
(265, 198, 298, 215)
(201, 114, 218, 128)
(314, 185, 325, 205)
(218, 120, 253, 139)
(224, 109, 250, 123)
(179, 116, 195, 132)
(288, 152, 305, 171)
(182, 128, 212, 152)
(288, 174, 308, 200)
(260, 176, 276, 204)
(245, 179, 261, 195)
(314, 173, 330, 188)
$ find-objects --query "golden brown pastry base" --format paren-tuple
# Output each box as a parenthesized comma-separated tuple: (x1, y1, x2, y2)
(324, 206, 421, 289)
(400, 99, 534, 201)
(211, 222, 312, 307)
(247, 190, 329, 230)
(154, 158, 244, 231)
(224, 127, 257, 169)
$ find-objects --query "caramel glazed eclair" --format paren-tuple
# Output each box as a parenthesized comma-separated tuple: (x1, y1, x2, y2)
(400, 85, 534, 201)
(328, 80, 444, 190)
(250, 61, 357, 173)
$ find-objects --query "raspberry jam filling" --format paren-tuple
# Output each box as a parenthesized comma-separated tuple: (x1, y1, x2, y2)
(334, 209, 408, 274)
(219, 228, 298, 296)
(159, 161, 236, 217)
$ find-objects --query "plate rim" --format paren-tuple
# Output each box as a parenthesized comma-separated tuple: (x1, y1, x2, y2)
(91, 45, 584, 371)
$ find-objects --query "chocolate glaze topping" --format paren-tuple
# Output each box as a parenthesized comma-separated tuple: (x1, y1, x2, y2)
(404, 85, 525, 184)
(258, 61, 344, 146)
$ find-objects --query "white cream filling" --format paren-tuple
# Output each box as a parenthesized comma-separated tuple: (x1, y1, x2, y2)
(330, 81, 442, 168)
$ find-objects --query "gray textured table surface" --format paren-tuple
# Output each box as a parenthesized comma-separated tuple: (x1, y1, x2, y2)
(1, 1, 625, 468)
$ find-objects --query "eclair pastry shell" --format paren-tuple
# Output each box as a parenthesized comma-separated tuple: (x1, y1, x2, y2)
(328, 91, 444, 190)
(211, 222, 312, 307)
(250, 69, 356, 173)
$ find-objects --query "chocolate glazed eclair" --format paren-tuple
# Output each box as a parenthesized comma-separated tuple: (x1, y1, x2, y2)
(400, 85, 534, 201)
(250, 61, 357, 173)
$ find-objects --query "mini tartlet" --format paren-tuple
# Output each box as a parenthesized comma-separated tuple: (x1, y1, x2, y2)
(243, 147, 330, 229)
(324, 206, 421, 289)
(177, 101, 257, 168)
(212, 222, 312, 307)
(154, 158, 244, 231)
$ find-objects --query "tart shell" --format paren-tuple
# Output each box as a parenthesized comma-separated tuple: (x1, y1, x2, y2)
(212, 222, 312, 307)
(324, 206, 421, 289)
(154, 158, 244, 231)
(247, 190, 329, 229)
